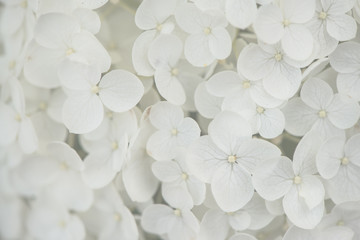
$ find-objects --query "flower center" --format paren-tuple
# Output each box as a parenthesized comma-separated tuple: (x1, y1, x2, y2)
(171, 128, 178, 136)
(341, 157, 349, 165)
(60, 162, 69, 170)
(156, 24, 163, 31)
(66, 48, 75, 56)
(337, 220, 345, 226)
(39, 102, 47, 111)
(274, 53, 282, 62)
(91, 85, 100, 94)
(228, 155, 237, 163)
(256, 106, 265, 114)
(318, 11, 327, 20)
(203, 27, 211, 35)
(293, 176, 302, 184)
(8, 60, 16, 70)
(58, 220, 66, 228)
(171, 68, 179, 76)
(318, 110, 327, 118)
(174, 209, 181, 216)
(111, 141, 118, 150)
(15, 114, 22, 122)
(181, 172, 188, 180)
(283, 19, 290, 27)
(21, 0, 27, 8)
(242, 81, 251, 89)
(113, 213, 121, 221)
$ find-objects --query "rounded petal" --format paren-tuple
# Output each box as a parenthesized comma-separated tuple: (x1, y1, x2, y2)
(211, 163, 254, 212)
(253, 4, 284, 44)
(282, 25, 314, 61)
(283, 98, 318, 136)
(174, 3, 205, 34)
(132, 30, 156, 76)
(225, 0, 257, 29)
(72, 8, 101, 34)
(194, 82, 223, 119)
(148, 34, 182, 69)
(208, 111, 252, 154)
(337, 72, 360, 101)
(208, 27, 232, 60)
(184, 34, 215, 67)
(18, 117, 38, 154)
(198, 209, 229, 240)
(99, 70, 144, 112)
(176, 117, 201, 146)
(78, 0, 108, 9)
(229, 233, 257, 240)
(0, 103, 18, 146)
(146, 130, 176, 161)
(329, 42, 360, 73)
(62, 93, 104, 134)
(228, 211, 251, 231)
(141, 204, 174, 234)
(258, 108, 285, 139)
(206, 71, 242, 97)
(327, 14, 357, 41)
(298, 175, 325, 209)
(316, 136, 345, 179)
(149, 101, 184, 130)
(151, 161, 181, 182)
(252, 156, 294, 201)
(283, 186, 324, 229)
(300, 78, 334, 110)
(154, 70, 186, 106)
(283, 0, 315, 23)
(327, 94, 360, 129)
(345, 134, 360, 166)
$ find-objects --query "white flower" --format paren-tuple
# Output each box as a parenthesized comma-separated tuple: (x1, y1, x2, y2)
(146, 101, 201, 161)
(27, 200, 85, 240)
(141, 204, 200, 240)
(238, 43, 302, 100)
(283, 78, 360, 138)
(175, 2, 232, 67)
(316, 133, 360, 203)
(254, 0, 315, 61)
(190, 111, 281, 212)
(253, 131, 325, 229)
(81, 110, 138, 189)
(225, 0, 257, 29)
(198, 193, 274, 240)
(152, 153, 206, 208)
(24, 12, 111, 88)
(329, 42, 360, 101)
(194, 82, 223, 119)
(307, 0, 357, 58)
(60, 61, 144, 134)
(148, 34, 203, 106)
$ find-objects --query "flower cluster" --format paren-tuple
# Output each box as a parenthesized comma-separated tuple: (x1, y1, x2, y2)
(1, 0, 360, 239)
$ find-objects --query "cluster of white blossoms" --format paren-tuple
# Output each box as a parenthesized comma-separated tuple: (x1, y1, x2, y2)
(1, 0, 360, 239)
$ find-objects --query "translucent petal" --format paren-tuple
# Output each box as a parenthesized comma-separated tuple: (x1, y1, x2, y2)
(300, 78, 334, 110)
(198, 209, 229, 240)
(282, 0, 315, 23)
(329, 42, 360, 73)
(194, 82, 223, 119)
(149, 101, 184, 130)
(206, 71, 242, 97)
(282, 24, 314, 61)
(154, 70, 186, 106)
(18, 117, 38, 154)
(327, 14, 357, 41)
(345, 134, 360, 167)
(146, 130, 177, 161)
(298, 175, 325, 209)
(132, 30, 156, 76)
(258, 108, 285, 139)
(337, 72, 360, 101)
(184, 34, 215, 67)
(208, 27, 232, 60)
(151, 161, 181, 182)
(225, 0, 257, 29)
(327, 94, 360, 129)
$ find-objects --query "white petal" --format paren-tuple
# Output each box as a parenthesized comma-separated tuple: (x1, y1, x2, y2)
(298, 175, 325, 209)
(62, 93, 104, 134)
(78, 0, 108, 9)
(238, 43, 274, 81)
(283, 185, 324, 229)
(176, 117, 201, 147)
(149, 101, 184, 130)
(345, 134, 360, 167)
(72, 8, 101, 34)
(327, 163, 360, 204)
(252, 156, 294, 201)
(225, 0, 257, 29)
(47, 142, 84, 171)
(327, 94, 360, 129)
(316, 136, 345, 179)
(135, 0, 177, 30)
(327, 14, 357, 41)
(141, 204, 174, 234)
(208, 27, 232, 60)
(293, 130, 324, 176)
(132, 30, 156, 76)
(154, 70, 186, 106)
(283, 98, 318, 137)
(245, 193, 276, 230)
(148, 34, 182, 69)
(198, 209, 229, 240)
(337, 72, 360, 101)
(194, 82, 223, 119)
(208, 111, 252, 154)
(229, 233, 257, 240)
(185, 34, 215, 67)
(99, 70, 144, 112)
(322, 0, 355, 14)
(211, 163, 254, 212)
(18, 117, 38, 154)
(282, 226, 314, 240)
(236, 138, 281, 174)
(146, 130, 177, 161)
(82, 151, 116, 189)
(206, 71, 242, 97)
(228, 211, 251, 231)
(282, 24, 314, 61)
(186, 176, 206, 205)
(34, 13, 80, 49)
(174, 3, 205, 34)
(24, 43, 63, 89)
(258, 108, 285, 139)
(301, 78, 334, 110)
(151, 161, 181, 182)
(263, 62, 301, 99)
(162, 184, 193, 209)
(0, 103, 18, 146)
(122, 148, 159, 202)
(283, 0, 315, 23)
(253, 4, 284, 44)
(329, 42, 360, 73)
